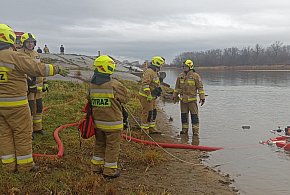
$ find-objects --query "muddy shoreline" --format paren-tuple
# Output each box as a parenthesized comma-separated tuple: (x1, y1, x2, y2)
(112, 105, 238, 195)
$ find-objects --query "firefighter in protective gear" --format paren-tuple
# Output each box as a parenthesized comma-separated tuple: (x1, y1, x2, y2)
(173, 59, 205, 136)
(18, 33, 47, 136)
(90, 55, 129, 178)
(0, 24, 68, 173)
(138, 56, 165, 134)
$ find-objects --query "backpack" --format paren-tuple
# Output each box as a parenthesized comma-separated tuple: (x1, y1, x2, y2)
(78, 100, 95, 139)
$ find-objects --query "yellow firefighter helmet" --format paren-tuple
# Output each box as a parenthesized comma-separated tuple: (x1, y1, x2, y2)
(20, 32, 37, 46)
(151, 56, 165, 67)
(0, 23, 16, 45)
(93, 55, 116, 75)
(183, 59, 194, 70)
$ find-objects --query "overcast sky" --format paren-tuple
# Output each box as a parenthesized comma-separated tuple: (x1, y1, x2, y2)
(2, 0, 290, 63)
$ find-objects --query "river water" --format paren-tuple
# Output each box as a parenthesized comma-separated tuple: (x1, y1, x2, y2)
(161, 68, 290, 195)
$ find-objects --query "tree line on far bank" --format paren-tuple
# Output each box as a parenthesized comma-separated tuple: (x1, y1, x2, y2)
(171, 41, 290, 67)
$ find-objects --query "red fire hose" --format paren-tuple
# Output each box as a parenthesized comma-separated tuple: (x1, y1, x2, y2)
(33, 123, 79, 158)
(121, 134, 223, 151)
(33, 123, 223, 158)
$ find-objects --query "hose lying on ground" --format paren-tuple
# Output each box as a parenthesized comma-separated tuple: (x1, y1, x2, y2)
(33, 123, 223, 158)
(121, 134, 223, 151)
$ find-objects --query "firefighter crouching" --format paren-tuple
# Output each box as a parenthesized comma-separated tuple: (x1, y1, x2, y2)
(138, 56, 165, 134)
(173, 59, 205, 136)
(18, 32, 48, 137)
(0, 24, 69, 173)
(89, 55, 129, 178)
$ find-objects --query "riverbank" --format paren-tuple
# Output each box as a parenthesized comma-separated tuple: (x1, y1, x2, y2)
(0, 79, 237, 194)
(165, 64, 290, 71)
(112, 106, 238, 195)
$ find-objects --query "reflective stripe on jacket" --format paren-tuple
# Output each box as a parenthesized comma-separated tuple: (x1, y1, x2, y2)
(0, 48, 57, 106)
(0, 96, 28, 107)
(18, 48, 46, 92)
(89, 78, 129, 131)
(138, 68, 160, 97)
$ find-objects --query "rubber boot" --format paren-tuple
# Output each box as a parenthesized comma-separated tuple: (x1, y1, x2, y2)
(33, 129, 45, 135)
(192, 124, 199, 135)
(180, 128, 188, 134)
(30, 164, 40, 172)
(1, 163, 17, 173)
(93, 165, 103, 174)
(192, 136, 200, 145)
(103, 168, 121, 179)
(141, 127, 150, 134)
(149, 126, 161, 134)
(17, 162, 38, 173)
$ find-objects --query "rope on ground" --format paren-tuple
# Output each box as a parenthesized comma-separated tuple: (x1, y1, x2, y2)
(44, 98, 78, 110)
(123, 105, 203, 167)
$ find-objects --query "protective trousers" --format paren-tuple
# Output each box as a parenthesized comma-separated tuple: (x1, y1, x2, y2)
(180, 101, 199, 135)
(139, 96, 157, 132)
(28, 92, 43, 132)
(0, 105, 34, 172)
(91, 130, 121, 176)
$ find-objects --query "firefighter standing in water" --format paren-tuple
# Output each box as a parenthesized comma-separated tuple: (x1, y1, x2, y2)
(173, 60, 205, 136)
(138, 56, 165, 134)
(0, 24, 68, 172)
(89, 55, 129, 178)
(18, 33, 48, 137)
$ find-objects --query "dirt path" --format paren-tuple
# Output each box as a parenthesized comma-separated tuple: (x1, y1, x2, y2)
(97, 108, 238, 195)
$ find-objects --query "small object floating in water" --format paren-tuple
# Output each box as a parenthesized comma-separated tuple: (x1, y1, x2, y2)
(242, 126, 250, 130)
(169, 116, 173, 122)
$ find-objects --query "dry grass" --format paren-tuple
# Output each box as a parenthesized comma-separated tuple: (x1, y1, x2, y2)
(0, 80, 167, 194)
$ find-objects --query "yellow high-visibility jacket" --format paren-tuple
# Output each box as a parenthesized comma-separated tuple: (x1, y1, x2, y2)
(174, 70, 205, 103)
(0, 48, 57, 107)
(138, 68, 160, 97)
(18, 48, 46, 92)
(89, 79, 129, 131)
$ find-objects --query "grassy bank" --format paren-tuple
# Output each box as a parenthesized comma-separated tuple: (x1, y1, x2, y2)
(0, 80, 167, 194)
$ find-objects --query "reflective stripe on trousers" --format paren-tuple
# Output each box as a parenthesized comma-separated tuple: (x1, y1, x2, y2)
(33, 115, 42, 124)
(16, 154, 33, 164)
(1, 154, 16, 164)
(94, 120, 123, 130)
(141, 123, 149, 129)
(91, 156, 105, 165)
(104, 162, 118, 169)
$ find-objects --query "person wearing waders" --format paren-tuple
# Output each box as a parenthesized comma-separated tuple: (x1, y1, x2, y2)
(138, 56, 165, 134)
(0, 24, 69, 173)
(173, 60, 205, 138)
(18, 32, 49, 138)
(89, 55, 129, 178)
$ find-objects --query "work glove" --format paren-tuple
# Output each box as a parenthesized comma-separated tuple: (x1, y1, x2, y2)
(37, 86, 43, 91)
(42, 83, 49, 92)
(58, 66, 69, 77)
(147, 95, 153, 102)
(199, 99, 205, 106)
